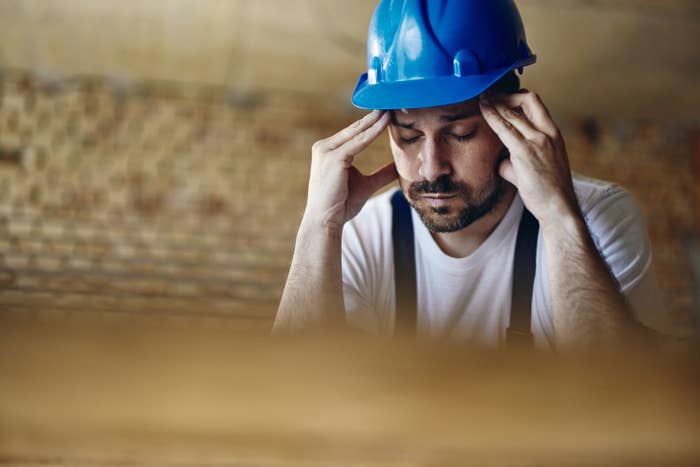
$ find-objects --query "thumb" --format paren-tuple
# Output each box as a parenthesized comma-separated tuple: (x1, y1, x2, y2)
(364, 162, 398, 195)
(498, 159, 517, 187)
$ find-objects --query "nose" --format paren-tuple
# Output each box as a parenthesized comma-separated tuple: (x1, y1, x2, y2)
(417, 138, 451, 182)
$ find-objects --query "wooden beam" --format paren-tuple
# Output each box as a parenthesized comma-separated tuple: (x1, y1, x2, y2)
(0, 316, 698, 466)
(695, 129, 700, 235)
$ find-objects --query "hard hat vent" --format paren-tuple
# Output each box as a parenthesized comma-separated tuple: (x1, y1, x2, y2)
(368, 56, 383, 85)
(453, 49, 481, 77)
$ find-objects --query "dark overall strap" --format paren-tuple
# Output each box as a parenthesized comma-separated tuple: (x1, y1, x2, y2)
(391, 189, 539, 346)
(391, 190, 417, 335)
(507, 208, 539, 347)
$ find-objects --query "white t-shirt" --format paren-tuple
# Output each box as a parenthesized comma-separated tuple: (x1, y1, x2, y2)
(341, 174, 675, 349)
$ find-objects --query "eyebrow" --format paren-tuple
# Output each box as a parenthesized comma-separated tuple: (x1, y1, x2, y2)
(390, 112, 415, 129)
(390, 109, 481, 129)
(439, 109, 481, 122)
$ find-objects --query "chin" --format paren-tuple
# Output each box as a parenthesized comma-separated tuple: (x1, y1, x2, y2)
(403, 175, 507, 233)
(417, 206, 480, 233)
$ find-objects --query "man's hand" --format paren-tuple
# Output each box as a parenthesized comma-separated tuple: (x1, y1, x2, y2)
(478, 90, 579, 229)
(274, 111, 396, 333)
(305, 110, 397, 235)
(479, 89, 659, 350)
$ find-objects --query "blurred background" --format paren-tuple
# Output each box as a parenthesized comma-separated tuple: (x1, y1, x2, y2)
(0, 0, 698, 332)
(1, 2, 700, 466)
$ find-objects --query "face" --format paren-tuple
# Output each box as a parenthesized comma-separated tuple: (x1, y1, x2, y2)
(388, 99, 508, 233)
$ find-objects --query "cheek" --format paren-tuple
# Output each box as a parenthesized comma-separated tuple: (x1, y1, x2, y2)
(482, 125, 504, 156)
(394, 153, 417, 181)
(468, 128, 504, 171)
(467, 150, 501, 180)
(389, 139, 420, 181)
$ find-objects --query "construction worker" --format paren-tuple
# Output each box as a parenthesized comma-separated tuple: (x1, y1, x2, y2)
(273, 0, 674, 349)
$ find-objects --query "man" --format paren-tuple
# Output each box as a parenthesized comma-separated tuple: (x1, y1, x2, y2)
(273, 0, 671, 350)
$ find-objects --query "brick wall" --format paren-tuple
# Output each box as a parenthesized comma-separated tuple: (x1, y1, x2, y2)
(0, 70, 695, 332)
(564, 117, 696, 327)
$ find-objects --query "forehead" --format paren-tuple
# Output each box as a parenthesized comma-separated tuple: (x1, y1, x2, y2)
(391, 99, 481, 125)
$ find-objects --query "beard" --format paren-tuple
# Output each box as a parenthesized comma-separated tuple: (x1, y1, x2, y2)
(402, 155, 509, 233)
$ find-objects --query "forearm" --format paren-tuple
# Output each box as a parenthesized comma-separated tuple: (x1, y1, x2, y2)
(542, 211, 649, 350)
(479, 92, 660, 349)
(272, 220, 346, 334)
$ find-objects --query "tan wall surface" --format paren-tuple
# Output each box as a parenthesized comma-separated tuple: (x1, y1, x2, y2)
(0, 0, 698, 119)
(0, 1, 696, 330)
(0, 70, 695, 332)
(0, 3, 698, 464)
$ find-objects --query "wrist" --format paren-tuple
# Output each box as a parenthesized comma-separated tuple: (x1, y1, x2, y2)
(298, 214, 344, 243)
(291, 216, 344, 275)
(540, 208, 588, 241)
(536, 193, 582, 231)
(300, 203, 347, 237)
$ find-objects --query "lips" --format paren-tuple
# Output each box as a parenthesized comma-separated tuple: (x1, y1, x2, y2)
(420, 193, 457, 199)
(419, 193, 457, 207)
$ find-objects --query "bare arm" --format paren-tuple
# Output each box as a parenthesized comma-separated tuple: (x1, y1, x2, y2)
(272, 222, 344, 333)
(480, 91, 653, 350)
(272, 111, 397, 334)
(540, 206, 650, 350)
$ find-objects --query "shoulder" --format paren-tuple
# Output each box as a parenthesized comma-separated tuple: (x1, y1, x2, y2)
(343, 187, 397, 245)
(571, 173, 651, 290)
(341, 187, 398, 331)
(341, 187, 398, 278)
(572, 173, 634, 214)
(572, 173, 645, 235)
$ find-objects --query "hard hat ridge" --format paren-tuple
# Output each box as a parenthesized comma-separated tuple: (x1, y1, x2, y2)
(352, 0, 536, 110)
(374, 0, 453, 83)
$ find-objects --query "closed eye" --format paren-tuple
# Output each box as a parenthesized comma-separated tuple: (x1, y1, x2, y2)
(398, 130, 475, 144)
(452, 131, 475, 142)
(400, 135, 422, 145)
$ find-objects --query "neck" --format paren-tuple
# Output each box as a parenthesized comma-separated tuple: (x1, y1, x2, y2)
(431, 183, 517, 258)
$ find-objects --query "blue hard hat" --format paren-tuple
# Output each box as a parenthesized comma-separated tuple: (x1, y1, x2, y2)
(352, 0, 536, 110)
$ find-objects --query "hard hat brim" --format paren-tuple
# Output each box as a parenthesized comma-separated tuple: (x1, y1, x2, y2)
(351, 59, 534, 110)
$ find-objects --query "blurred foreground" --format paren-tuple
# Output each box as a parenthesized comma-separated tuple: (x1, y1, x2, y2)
(0, 313, 698, 467)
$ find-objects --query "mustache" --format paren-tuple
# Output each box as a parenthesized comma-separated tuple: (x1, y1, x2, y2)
(409, 146, 509, 196)
(409, 175, 462, 195)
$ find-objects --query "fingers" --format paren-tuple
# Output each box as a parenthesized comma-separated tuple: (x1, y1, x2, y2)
(478, 95, 529, 152)
(490, 100, 542, 141)
(320, 110, 388, 152)
(339, 111, 391, 158)
(480, 93, 561, 158)
(490, 91, 559, 138)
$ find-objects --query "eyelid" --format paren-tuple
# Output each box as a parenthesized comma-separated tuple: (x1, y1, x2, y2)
(396, 129, 422, 143)
(450, 129, 476, 140)
(400, 135, 421, 144)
